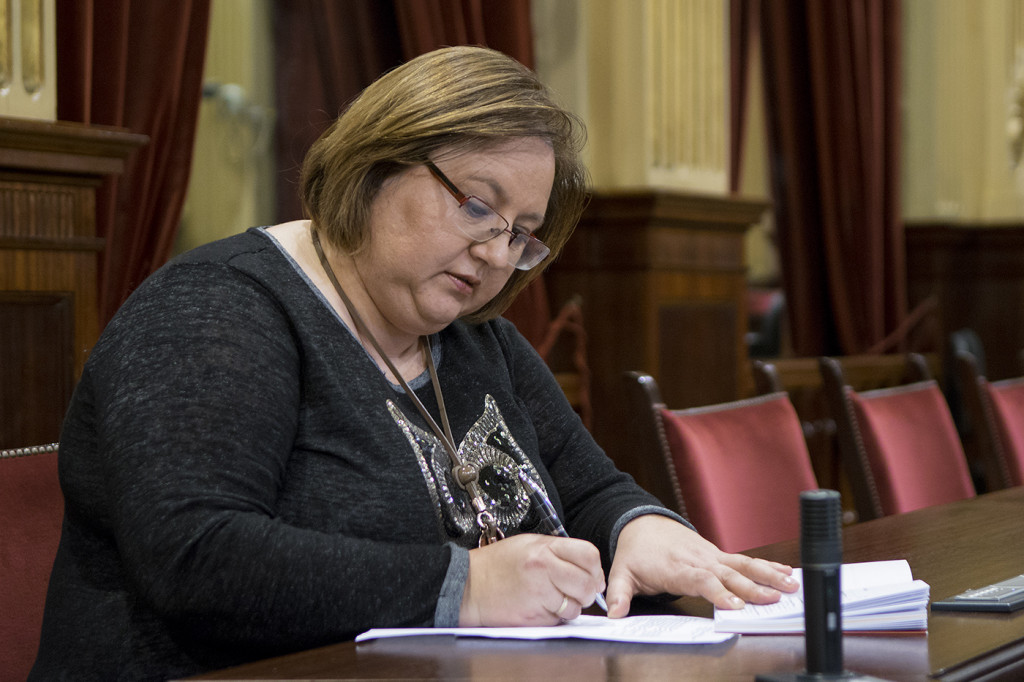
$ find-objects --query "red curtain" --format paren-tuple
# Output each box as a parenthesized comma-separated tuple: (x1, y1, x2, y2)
(56, 0, 211, 327)
(393, 0, 535, 66)
(755, 0, 904, 356)
(274, 0, 536, 223)
(729, 0, 758, 194)
(272, 1, 405, 226)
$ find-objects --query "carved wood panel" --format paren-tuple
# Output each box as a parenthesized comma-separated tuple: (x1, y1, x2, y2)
(546, 190, 767, 492)
(0, 118, 145, 448)
(0, 292, 73, 447)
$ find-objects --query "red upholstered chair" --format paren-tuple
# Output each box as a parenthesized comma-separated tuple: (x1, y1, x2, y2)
(0, 444, 63, 682)
(753, 353, 935, 523)
(749, 352, 933, 501)
(821, 357, 975, 520)
(956, 351, 1024, 490)
(983, 380, 1024, 485)
(624, 372, 818, 553)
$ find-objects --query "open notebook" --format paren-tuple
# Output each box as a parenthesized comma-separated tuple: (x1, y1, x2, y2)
(714, 560, 930, 634)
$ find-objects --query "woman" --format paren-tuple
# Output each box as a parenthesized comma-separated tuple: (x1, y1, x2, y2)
(32, 46, 796, 680)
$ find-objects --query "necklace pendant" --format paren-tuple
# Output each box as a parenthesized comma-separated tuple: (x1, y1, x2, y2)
(477, 510, 505, 546)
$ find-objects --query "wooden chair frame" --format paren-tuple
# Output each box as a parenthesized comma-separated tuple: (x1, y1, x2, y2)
(622, 371, 686, 515)
(820, 354, 962, 521)
(623, 370, 817, 550)
(956, 351, 1024, 490)
(751, 353, 934, 517)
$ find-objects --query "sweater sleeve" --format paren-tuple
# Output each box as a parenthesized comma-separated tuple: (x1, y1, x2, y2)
(81, 262, 457, 649)
(492, 319, 693, 571)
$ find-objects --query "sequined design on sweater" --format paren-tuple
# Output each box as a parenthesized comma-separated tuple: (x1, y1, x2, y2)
(387, 394, 544, 545)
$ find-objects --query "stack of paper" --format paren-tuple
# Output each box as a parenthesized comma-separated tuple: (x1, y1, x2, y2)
(357, 614, 736, 644)
(714, 559, 930, 634)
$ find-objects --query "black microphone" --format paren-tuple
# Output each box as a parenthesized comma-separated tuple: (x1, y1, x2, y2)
(801, 489, 844, 676)
(757, 490, 882, 682)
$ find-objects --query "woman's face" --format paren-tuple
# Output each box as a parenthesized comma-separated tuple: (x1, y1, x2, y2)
(354, 137, 555, 339)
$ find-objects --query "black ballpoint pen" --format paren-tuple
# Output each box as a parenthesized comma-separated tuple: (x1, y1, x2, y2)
(517, 468, 609, 612)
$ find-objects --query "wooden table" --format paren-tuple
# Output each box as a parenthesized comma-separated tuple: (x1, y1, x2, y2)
(189, 487, 1024, 681)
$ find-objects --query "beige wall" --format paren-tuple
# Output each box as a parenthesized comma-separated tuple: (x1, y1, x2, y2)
(0, 0, 56, 120)
(177, 0, 1024, 263)
(174, 0, 276, 255)
(533, 0, 728, 193)
(902, 0, 1024, 221)
(533, 0, 779, 282)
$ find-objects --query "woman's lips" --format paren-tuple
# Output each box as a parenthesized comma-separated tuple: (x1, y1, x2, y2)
(447, 271, 479, 294)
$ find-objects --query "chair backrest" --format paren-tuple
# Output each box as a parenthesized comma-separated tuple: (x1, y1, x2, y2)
(821, 357, 975, 520)
(0, 444, 63, 682)
(625, 372, 818, 553)
(983, 379, 1024, 487)
(750, 353, 935, 511)
(956, 350, 1024, 489)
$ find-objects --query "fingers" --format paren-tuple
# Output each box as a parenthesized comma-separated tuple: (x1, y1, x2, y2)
(607, 559, 755, 615)
(720, 554, 799, 601)
(551, 593, 585, 621)
(604, 553, 781, 615)
(461, 534, 604, 627)
(608, 516, 802, 613)
(685, 555, 799, 610)
(677, 564, 750, 610)
(546, 536, 606, 604)
(604, 573, 636, 619)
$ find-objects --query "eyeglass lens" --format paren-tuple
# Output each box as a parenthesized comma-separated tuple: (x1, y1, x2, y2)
(426, 161, 550, 270)
(456, 198, 548, 269)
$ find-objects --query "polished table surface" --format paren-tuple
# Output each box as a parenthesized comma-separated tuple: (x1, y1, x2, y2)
(189, 486, 1024, 681)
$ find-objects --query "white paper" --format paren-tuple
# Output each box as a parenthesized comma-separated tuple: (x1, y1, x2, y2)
(356, 614, 736, 645)
(714, 560, 930, 633)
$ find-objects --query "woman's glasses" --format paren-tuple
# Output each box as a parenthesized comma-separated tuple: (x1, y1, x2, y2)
(424, 160, 550, 271)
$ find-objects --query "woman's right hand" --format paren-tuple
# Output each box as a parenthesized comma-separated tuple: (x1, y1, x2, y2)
(458, 533, 606, 626)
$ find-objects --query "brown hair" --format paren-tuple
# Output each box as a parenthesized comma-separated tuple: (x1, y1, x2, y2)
(300, 45, 588, 322)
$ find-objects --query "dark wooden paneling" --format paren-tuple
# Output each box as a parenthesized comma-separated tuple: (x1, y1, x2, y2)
(0, 293, 74, 447)
(0, 118, 145, 449)
(657, 301, 738, 408)
(906, 223, 1024, 381)
(546, 190, 767, 493)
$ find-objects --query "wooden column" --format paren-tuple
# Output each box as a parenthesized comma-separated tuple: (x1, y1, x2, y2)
(546, 190, 767, 505)
(0, 118, 147, 449)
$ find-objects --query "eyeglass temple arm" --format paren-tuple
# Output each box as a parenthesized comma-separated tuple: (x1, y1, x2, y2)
(424, 161, 467, 203)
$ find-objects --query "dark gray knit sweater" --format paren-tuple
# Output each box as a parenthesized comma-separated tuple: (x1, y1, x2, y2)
(30, 228, 675, 681)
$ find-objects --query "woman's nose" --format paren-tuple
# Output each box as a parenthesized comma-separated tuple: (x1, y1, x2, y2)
(468, 232, 514, 268)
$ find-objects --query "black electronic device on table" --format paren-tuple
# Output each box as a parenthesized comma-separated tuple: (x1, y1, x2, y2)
(931, 574, 1024, 613)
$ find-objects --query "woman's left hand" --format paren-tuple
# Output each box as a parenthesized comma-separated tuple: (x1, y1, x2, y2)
(604, 515, 799, 618)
